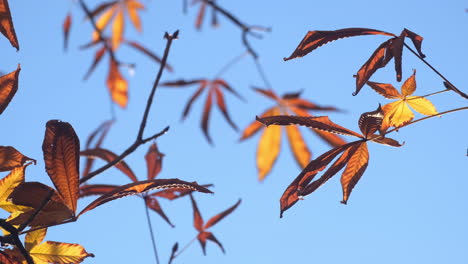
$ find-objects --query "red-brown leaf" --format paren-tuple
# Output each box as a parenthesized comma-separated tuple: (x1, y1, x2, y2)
(63, 12, 72, 51)
(195, 2, 206, 30)
(369, 136, 403, 147)
(80, 148, 138, 183)
(252, 87, 280, 101)
(239, 107, 277, 141)
(78, 179, 212, 217)
(284, 28, 394, 61)
(150, 184, 213, 200)
(0, 146, 35, 171)
(341, 142, 369, 204)
(197, 231, 224, 255)
(82, 120, 114, 178)
(355, 39, 394, 96)
(204, 199, 241, 229)
(201, 90, 214, 144)
(182, 81, 207, 119)
(125, 41, 173, 72)
(190, 194, 204, 232)
(0, 64, 20, 115)
(145, 196, 174, 227)
(42, 120, 80, 214)
(214, 79, 244, 101)
(213, 86, 238, 131)
(366, 81, 401, 99)
(0, 0, 19, 50)
(79, 184, 118, 197)
(145, 143, 164, 180)
(84, 46, 106, 80)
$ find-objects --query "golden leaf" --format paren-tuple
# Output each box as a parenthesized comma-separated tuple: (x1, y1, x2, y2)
(256, 109, 281, 181)
(106, 59, 128, 108)
(286, 125, 311, 168)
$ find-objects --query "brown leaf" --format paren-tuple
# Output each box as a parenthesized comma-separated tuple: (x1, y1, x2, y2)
(201, 90, 214, 144)
(369, 136, 403, 147)
(341, 142, 369, 204)
(239, 108, 277, 141)
(145, 143, 164, 180)
(197, 231, 224, 255)
(82, 120, 114, 178)
(252, 87, 280, 101)
(79, 184, 118, 197)
(8, 182, 74, 227)
(0, 146, 35, 171)
(42, 120, 80, 214)
(0, 251, 15, 264)
(161, 79, 204, 87)
(358, 105, 384, 138)
(125, 41, 173, 72)
(150, 184, 213, 200)
(213, 86, 238, 131)
(80, 148, 138, 182)
(355, 39, 394, 96)
(367, 81, 401, 99)
(181, 81, 207, 119)
(106, 58, 128, 108)
(0, 64, 20, 115)
(145, 196, 174, 227)
(190, 194, 204, 231)
(78, 179, 212, 217)
(195, 2, 206, 30)
(0, 0, 18, 50)
(84, 46, 106, 80)
(63, 12, 72, 51)
(284, 28, 394, 61)
(257, 115, 363, 138)
(214, 79, 244, 101)
(204, 199, 241, 229)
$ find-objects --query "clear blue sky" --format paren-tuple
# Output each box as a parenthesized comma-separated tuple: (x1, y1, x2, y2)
(2, 0, 468, 263)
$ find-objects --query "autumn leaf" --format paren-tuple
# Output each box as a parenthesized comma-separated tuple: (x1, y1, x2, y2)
(145, 142, 164, 180)
(191, 0, 219, 30)
(190, 195, 240, 255)
(107, 58, 128, 108)
(0, 165, 32, 214)
(63, 12, 72, 51)
(42, 120, 80, 214)
(0, 64, 20, 115)
(79, 184, 118, 198)
(90, 0, 144, 50)
(0, 146, 35, 172)
(0, 0, 19, 50)
(367, 70, 438, 130)
(81, 120, 114, 178)
(162, 78, 243, 144)
(78, 179, 213, 217)
(241, 88, 344, 181)
(80, 148, 138, 182)
(150, 184, 213, 200)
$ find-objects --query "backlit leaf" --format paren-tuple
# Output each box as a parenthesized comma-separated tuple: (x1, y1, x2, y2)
(358, 104, 384, 138)
(239, 108, 277, 140)
(79, 184, 118, 197)
(214, 86, 238, 131)
(106, 58, 128, 108)
(80, 148, 138, 182)
(382, 100, 414, 127)
(125, 41, 173, 72)
(204, 199, 241, 229)
(201, 90, 214, 144)
(0, 64, 20, 115)
(25, 228, 47, 252)
(190, 194, 204, 232)
(286, 125, 311, 168)
(257, 110, 281, 181)
(341, 142, 369, 204)
(30, 241, 93, 264)
(150, 184, 213, 200)
(145, 196, 174, 227)
(182, 81, 207, 119)
(83, 46, 106, 80)
(63, 12, 72, 51)
(0, 146, 34, 171)
(145, 143, 164, 180)
(126, 0, 144, 31)
(284, 28, 394, 61)
(0, 165, 32, 213)
(78, 179, 212, 217)
(82, 120, 114, 178)
(401, 70, 416, 96)
(93, 4, 116, 41)
(0, 0, 18, 50)
(42, 120, 80, 214)
(366, 81, 401, 99)
(111, 10, 124, 50)
(195, 2, 206, 30)
(406, 96, 438, 116)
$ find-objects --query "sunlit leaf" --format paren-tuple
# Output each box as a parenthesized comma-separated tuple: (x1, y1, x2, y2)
(0, 64, 20, 115)
(401, 70, 416, 96)
(42, 120, 80, 214)
(239, 108, 276, 141)
(106, 58, 128, 108)
(257, 109, 281, 181)
(111, 10, 124, 50)
(25, 228, 47, 252)
(406, 96, 438, 116)
(145, 143, 164, 180)
(0, 0, 18, 50)
(0, 146, 35, 172)
(0, 165, 32, 213)
(286, 125, 310, 168)
(341, 142, 369, 204)
(78, 179, 212, 217)
(80, 148, 138, 182)
(126, 0, 144, 31)
(366, 81, 401, 99)
(30, 241, 94, 264)
(284, 28, 394, 61)
(93, 4, 117, 41)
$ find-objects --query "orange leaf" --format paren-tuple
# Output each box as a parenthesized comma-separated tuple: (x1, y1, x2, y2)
(367, 81, 401, 99)
(204, 199, 241, 229)
(284, 28, 394, 61)
(213, 86, 238, 131)
(0, 146, 35, 171)
(145, 143, 164, 180)
(63, 12, 72, 51)
(341, 142, 369, 204)
(239, 107, 277, 141)
(92, 4, 116, 41)
(401, 70, 416, 96)
(126, 0, 144, 32)
(78, 179, 212, 217)
(79, 184, 118, 197)
(42, 120, 80, 214)
(0, 64, 20, 115)
(106, 59, 128, 108)
(111, 9, 124, 50)
(285, 125, 311, 168)
(8, 182, 74, 227)
(80, 148, 138, 182)
(256, 109, 281, 181)
(0, 0, 18, 50)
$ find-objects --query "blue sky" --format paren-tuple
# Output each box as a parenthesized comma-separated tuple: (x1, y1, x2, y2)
(1, 0, 468, 263)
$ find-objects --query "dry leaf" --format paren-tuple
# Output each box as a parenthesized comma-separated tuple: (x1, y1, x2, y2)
(0, 64, 21, 115)
(0, 0, 18, 50)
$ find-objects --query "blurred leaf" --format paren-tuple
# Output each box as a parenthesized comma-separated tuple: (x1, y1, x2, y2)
(82, 120, 114, 178)
(80, 148, 137, 182)
(106, 58, 128, 108)
(125, 40, 173, 72)
(145, 143, 164, 180)
(63, 12, 72, 51)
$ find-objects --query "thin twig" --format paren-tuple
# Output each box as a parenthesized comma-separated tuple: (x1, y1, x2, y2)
(18, 190, 54, 232)
(403, 42, 468, 99)
(253, 57, 272, 89)
(214, 51, 249, 78)
(172, 236, 197, 259)
(405, 89, 450, 102)
(143, 196, 160, 264)
(19, 218, 77, 235)
(0, 220, 34, 264)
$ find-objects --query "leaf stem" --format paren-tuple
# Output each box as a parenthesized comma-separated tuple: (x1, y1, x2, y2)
(18, 189, 54, 232)
(405, 89, 450, 101)
(143, 196, 160, 264)
(214, 51, 249, 79)
(172, 236, 197, 259)
(403, 42, 468, 99)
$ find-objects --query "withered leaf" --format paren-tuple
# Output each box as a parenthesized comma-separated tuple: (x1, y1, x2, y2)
(0, 64, 20, 115)
(78, 179, 212, 217)
(42, 120, 80, 214)
(284, 28, 394, 61)
(150, 184, 213, 200)
(0, 0, 18, 50)
(145, 196, 174, 227)
(358, 104, 384, 138)
(340, 142, 369, 204)
(80, 148, 138, 183)
(84, 46, 106, 80)
(82, 120, 114, 178)
(79, 184, 118, 198)
(145, 143, 164, 180)
(0, 146, 35, 171)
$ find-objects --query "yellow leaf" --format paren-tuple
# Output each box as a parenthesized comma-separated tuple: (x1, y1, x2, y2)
(383, 100, 414, 127)
(401, 70, 416, 97)
(30, 241, 94, 264)
(406, 96, 438, 116)
(0, 165, 32, 214)
(106, 59, 128, 108)
(239, 107, 277, 140)
(25, 228, 47, 252)
(93, 5, 116, 41)
(111, 9, 124, 50)
(286, 125, 311, 168)
(126, 0, 144, 32)
(257, 109, 281, 181)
